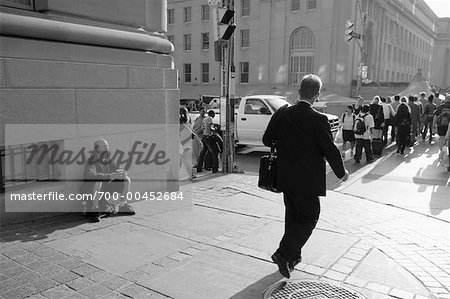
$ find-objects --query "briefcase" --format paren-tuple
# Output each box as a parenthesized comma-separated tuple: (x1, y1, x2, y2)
(258, 147, 281, 193)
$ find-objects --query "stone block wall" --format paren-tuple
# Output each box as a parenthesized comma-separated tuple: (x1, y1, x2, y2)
(0, 35, 179, 225)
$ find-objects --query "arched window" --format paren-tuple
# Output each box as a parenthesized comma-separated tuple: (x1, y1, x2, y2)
(289, 27, 315, 85)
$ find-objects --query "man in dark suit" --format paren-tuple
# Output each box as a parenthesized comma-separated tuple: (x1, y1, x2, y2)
(263, 74, 349, 278)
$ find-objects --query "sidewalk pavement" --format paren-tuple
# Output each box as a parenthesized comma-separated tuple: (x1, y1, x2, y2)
(1, 143, 449, 299)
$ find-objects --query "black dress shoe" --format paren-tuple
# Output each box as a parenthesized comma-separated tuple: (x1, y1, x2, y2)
(288, 256, 302, 271)
(271, 252, 291, 279)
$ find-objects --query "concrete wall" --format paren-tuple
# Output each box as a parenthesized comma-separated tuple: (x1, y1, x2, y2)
(36, 0, 164, 32)
(0, 1, 178, 225)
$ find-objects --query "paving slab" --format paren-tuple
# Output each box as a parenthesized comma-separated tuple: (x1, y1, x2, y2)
(137, 247, 277, 299)
(351, 248, 431, 296)
(148, 204, 255, 239)
(227, 220, 359, 269)
(45, 222, 193, 276)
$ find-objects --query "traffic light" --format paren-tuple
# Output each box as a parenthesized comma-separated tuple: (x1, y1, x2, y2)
(217, 8, 236, 40)
(214, 40, 222, 62)
(345, 20, 354, 42)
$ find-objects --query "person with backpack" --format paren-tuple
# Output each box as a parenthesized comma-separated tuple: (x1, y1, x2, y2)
(339, 105, 355, 158)
(433, 93, 450, 153)
(354, 104, 375, 164)
(421, 95, 437, 143)
(395, 102, 412, 155)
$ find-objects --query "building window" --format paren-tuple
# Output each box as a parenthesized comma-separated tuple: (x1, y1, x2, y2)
(307, 0, 317, 9)
(241, 0, 250, 16)
(201, 5, 210, 21)
(167, 35, 174, 45)
(201, 63, 209, 83)
(289, 56, 314, 85)
(2, 141, 63, 189)
(291, 0, 300, 11)
(291, 27, 314, 50)
(240, 62, 249, 83)
(184, 7, 192, 23)
(184, 34, 191, 51)
(184, 64, 191, 83)
(289, 27, 315, 85)
(241, 29, 250, 48)
(167, 9, 175, 25)
(202, 33, 209, 50)
(0, 0, 34, 10)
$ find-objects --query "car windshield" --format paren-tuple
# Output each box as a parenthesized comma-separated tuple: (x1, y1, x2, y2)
(265, 97, 291, 111)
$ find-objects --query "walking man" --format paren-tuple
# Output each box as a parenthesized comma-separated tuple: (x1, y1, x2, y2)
(390, 95, 401, 141)
(262, 74, 349, 278)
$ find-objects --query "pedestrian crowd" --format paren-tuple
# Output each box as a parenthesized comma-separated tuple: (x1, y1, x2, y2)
(337, 92, 450, 171)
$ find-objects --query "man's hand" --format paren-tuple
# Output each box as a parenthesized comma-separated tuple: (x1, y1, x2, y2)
(110, 171, 124, 181)
(341, 169, 349, 182)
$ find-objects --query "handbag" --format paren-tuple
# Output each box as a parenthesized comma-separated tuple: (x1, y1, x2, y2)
(258, 104, 288, 193)
(258, 145, 280, 193)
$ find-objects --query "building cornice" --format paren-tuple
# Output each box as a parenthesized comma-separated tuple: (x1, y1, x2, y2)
(0, 11, 173, 54)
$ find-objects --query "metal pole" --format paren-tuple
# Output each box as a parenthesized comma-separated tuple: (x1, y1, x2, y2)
(219, 0, 235, 174)
(356, 0, 367, 98)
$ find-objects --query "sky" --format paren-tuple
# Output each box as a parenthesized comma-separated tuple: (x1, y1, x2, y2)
(423, 0, 450, 18)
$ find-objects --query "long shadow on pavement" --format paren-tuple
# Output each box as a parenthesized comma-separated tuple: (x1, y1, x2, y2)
(229, 272, 283, 299)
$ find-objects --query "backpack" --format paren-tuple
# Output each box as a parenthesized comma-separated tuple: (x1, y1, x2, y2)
(436, 107, 450, 128)
(353, 115, 367, 135)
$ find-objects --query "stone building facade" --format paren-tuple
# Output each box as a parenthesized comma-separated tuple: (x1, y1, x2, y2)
(0, 0, 178, 224)
(167, 0, 450, 100)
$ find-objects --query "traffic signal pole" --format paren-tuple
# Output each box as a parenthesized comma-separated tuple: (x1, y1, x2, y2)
(211, 0, 235, 173)
(225, 0, 235, 174)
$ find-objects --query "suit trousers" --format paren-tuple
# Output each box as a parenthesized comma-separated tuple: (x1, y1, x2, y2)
(278, 190, 320, 262)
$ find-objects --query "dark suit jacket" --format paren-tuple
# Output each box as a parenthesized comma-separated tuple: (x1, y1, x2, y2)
(262, 101, 345, 196)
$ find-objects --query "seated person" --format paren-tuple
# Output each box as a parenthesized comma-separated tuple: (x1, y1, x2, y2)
(80, 139, 135, 222)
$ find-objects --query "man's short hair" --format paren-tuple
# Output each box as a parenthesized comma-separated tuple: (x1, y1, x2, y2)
(299, 74, 322, 100)
(361, 104, 370, 113)
(420, 92, 426, 97)
(208, 110, 215, 117)
(394, 95, 400, 101)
